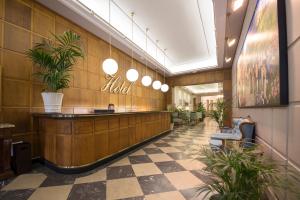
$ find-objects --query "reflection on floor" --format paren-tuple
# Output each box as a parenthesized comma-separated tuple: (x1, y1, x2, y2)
(0, 118, 218, 200)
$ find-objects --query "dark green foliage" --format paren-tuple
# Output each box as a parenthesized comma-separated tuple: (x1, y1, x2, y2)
(27, 31, 84, 92)
(209, 99, 228, 127)
(197, 102, 206, 117)
(197, 145, 300, 200)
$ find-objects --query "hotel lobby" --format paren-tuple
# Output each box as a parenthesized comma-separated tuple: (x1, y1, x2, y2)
(0, 0, 299, 199)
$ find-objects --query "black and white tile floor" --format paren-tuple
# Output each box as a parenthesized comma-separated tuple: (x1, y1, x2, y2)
(0, 119, 218, 200)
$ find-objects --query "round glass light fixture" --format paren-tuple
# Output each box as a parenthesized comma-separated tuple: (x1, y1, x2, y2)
(126, 68, 139, 82)
(141, 75, 152, 87)
(102, 58, 118, 75)
(161, 84, 169, 92)
(152, 80, 161, 90)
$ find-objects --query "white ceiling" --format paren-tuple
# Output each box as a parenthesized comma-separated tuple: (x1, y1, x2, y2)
(113, 0, 216, 70)
(184, 83, 223, 94)
(36, 0, 247, 76)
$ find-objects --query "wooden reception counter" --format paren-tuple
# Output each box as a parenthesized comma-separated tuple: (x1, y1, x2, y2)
(33, 111, 171, 172)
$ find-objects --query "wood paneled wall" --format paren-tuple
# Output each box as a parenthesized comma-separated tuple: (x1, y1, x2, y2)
(166, 68, 232, 126)
(0, 0, 166, 157)
(37, 112, 170, 167)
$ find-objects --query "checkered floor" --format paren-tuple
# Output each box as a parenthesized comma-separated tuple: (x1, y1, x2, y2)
(0, 119, 218, 200)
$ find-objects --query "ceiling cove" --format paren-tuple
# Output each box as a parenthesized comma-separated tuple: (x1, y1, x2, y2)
(37, 0, 225, 76)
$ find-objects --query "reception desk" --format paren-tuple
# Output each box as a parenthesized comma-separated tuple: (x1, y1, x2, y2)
(33, 111, 171, 172)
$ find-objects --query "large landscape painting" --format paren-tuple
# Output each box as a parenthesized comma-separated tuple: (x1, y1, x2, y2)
(237, 0, 288, 107)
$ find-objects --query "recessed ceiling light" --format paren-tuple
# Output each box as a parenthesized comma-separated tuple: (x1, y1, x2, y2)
(232, 0, 244, 12)
(225, 57, 232, 63)
(227, 38, 236, 47)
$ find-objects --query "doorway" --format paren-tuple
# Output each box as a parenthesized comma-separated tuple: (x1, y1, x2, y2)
(172, 82, 223, 113)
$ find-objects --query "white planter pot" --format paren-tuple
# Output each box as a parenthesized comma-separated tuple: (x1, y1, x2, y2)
(41, 92, 64, 113)
(170, 123, 174, 130)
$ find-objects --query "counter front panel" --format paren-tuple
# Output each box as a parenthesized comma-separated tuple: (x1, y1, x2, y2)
(34, 112, 171, 169)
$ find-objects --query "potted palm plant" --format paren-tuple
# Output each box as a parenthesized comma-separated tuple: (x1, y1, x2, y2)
(197, 145, 300, 200)
(167, 104, 175, 130)
(197, 102, 206, 121)
(27, 31, 84, 113)
(209, 99, 228, 128)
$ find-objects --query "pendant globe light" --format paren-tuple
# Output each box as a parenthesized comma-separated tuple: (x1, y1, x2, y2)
(161, 49, 169, 92)
(102, 0, 118, 75)
(126, 12, 139, 82)
(141, 28, 152, 87)
(152, 70, 162, 90)
(152, 40, 161, 90)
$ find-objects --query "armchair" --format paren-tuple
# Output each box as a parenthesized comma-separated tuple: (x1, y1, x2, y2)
(190, 112, 197, 125)
(171, 112, 183, 125)
(196, 112, 202, 122)
(210, 117, 256, 149)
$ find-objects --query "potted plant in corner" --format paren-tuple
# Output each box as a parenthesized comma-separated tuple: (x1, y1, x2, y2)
(197, 144, 300, 200)
(209, 99, 228, 129)
(197, 102, 206, 121)
(167, 104, 175, 130)
(27, 31, 84, 113)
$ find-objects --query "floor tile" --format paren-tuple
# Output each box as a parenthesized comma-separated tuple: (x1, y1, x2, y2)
(179, 187, 200, 200)
(193, 140, 208, 145)
(161, 139, 175, 143)
(28, 185, 72, 200)
(130, 149, 146, 156)
(107, 165, 135, 180)
(2, 174, 47, 190)
(155, 161, 186, 173)
(144, 144, 157, 148)
(167, 152, 190, 160)
(68, 181, 106, 200)
(159, 147, 181, 153)
(143, 148, 164, 154)
(110, 157, 131, 167)
(132, 163, 162, 176)
(145, 191, 185, 200)
(176, 159, 206, 171)
(74, 169, 106, 184)
(148, 153, 173, 162)
(129, 155, 153, 164)
(0, 189, 34, 200)
(120, 196, 145, 200)
(189, 144, 204, 150)
(175, 138, 190, 142)
(175, 146, 191, 152)
(190, 170, 213, 185)
(40, 173, 77, 187)
(153, 142, 171, 147)
(106, 177, 143, 199)
(165, 171, 203, 190)
(137, 174, 176, 195)
(180, 187, 212, 200)
(168, 142, 185, 147)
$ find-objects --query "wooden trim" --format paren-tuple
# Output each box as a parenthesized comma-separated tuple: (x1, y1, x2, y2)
(35, 112, 171, 169)
(40, 129, 170, 174)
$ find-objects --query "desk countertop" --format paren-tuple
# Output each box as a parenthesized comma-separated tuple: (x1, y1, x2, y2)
(32, 111, 170, 119)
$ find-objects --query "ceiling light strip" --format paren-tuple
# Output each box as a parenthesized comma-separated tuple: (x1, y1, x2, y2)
(196, 0, 211, 56)
(73, 0, 170, 73)
(111, 0, 172, 65)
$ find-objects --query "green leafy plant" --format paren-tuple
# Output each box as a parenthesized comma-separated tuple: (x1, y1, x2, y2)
(27, 31, 84, 92)
(197, 102, 206, 118)
(209, 99, 228, 127)
(167, 104, 176, 112)
(197, 145, 300, 200)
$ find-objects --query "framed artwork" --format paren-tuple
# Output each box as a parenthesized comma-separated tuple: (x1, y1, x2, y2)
(237, 0, 288, 108)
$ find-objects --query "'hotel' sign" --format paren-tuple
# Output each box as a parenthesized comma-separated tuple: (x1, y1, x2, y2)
(101, 75, 134, 95)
